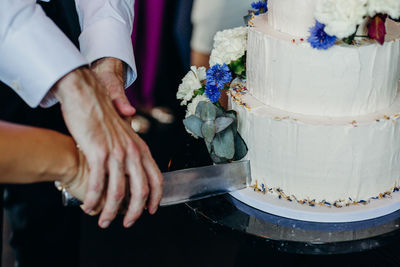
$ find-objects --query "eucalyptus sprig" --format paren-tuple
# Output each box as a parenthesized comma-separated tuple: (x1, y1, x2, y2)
(183, 101, 248, 163)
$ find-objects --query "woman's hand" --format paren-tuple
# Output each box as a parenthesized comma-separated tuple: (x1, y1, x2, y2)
(62, 149, 105, 216)
(63, 149, 126, 217)
(63, 149, 90, 203)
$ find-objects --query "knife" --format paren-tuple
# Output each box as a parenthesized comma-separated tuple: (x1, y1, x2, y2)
(161, 160, 250, 206)
(61, 160, 251, 207)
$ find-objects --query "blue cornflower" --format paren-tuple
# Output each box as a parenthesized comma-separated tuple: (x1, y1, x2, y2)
(205, 83, 221, 103)
(251, 1, 268, 15)
(206, 64, 232, 90)
(308, 21, 337, 50)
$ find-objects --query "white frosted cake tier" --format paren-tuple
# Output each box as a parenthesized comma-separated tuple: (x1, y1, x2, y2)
(268, 0, 316, 37)
(230, 87, 400, 205)
(247, 16, 400, 117)
(267, 0, 369, 37)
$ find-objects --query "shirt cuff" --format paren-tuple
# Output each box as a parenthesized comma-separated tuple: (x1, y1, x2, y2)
(0, 6, 88, 108)
(78, 17, 137, 88)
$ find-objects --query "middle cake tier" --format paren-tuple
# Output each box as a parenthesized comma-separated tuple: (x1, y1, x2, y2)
(230, 87, 400, 205)
(247, 16, 400, 117)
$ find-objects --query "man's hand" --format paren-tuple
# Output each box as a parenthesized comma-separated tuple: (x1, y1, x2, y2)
(91, 57, 136, 117)
(52, 67, 163, 229)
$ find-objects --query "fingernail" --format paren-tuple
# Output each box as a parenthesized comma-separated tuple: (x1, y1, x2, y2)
(88, 210, 98, 216)
(125, 221, 134, 228)
(100, 220, 111, 229)
(85, 208, 93, 214)
(150, 207, 158, 215)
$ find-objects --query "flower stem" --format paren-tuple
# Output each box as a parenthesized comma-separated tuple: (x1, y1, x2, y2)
(343, 25, 359, 45)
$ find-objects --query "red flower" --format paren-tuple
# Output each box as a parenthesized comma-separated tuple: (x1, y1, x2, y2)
(368, 14, 387, 45)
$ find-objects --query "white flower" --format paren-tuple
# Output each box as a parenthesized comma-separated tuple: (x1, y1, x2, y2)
(185, 94, 210, 138)
(209, 27, 248, 66)
(176, 66, 206, 106)
(315, 0, 368, 39)
(367, 0, 400, 19)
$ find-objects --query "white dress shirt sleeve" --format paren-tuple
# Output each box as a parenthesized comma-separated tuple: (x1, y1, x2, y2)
(0, 1, 89, 108)
(191, 0, 253, 54)
(75, 0, 137, 88)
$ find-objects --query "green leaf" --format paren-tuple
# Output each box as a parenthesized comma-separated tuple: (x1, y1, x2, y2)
(205, 140, 212, 153)
(215, 117, 234, 133)
(212, 128, 235, 159)
(216, 106, 225, 117)
(210, 152, 229, 164)
(200, 102, 217, 121)
(193, 86, 205, 97)
(225, 110, 238, 136)
(195, 101, 207, 117)
(225, 109, 237, 118)
(183, 115, 203, 138)
(229, 55, 246, 77)
(201, 121, 216, 143)
(233, 133, 248, 161)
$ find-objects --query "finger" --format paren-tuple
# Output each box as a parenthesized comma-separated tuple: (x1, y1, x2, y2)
(81, 186, 107, 216)
(82, 154, 106, 214)
(111, 94, 136, 117)
(80, 205, 101, 216)
(98, 152, 126, 229)
(123, 145, 149, 228)
(142, 147, 163, 215)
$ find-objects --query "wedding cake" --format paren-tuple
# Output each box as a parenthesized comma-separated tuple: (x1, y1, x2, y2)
(177, 0, 400, 209)
(230, 0, 400, 207)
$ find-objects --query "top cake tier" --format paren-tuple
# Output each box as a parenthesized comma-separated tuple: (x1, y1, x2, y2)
(268, 0, 316, 37)
(247, 15, 400, 117)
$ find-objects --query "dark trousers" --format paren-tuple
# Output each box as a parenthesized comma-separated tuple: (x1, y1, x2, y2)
(0, 1, 82, 266)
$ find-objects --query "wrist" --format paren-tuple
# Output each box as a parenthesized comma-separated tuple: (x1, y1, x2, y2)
(56, 137, 80, 186)
(91, 57, 126, 82)
(61, 147, 87, 202)
(51, 66, 93, 103)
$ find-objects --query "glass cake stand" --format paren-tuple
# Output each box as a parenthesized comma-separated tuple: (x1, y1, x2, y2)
(171, 139, 400, 255)
(185, 194, 400, 255)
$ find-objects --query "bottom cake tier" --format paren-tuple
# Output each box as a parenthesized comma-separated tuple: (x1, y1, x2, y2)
(229, 87, 400, 207)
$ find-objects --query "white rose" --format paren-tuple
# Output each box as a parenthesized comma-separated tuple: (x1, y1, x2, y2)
(315, 0, 368, 39)
(367, 0, 400, 19)
(176, 66, 206, 106)
(209, 27, 248, 66)
(185, 95, 210, 138)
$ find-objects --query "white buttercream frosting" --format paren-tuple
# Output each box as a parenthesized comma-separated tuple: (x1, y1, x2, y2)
(266, 0, 378, 38)
(247, 16, 400, 117)
(268, 0, 317, 37)
(230, 86, 400, 203)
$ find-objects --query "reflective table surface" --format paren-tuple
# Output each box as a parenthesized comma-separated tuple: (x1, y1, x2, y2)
(186, 194, 400, 255)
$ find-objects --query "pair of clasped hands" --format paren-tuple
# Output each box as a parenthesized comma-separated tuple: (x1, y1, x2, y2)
(53, 57, 163, 229)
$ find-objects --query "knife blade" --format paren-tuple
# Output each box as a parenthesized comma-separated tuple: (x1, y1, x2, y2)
(62, 160, 250, 207)
(160, 160, 250, 206)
